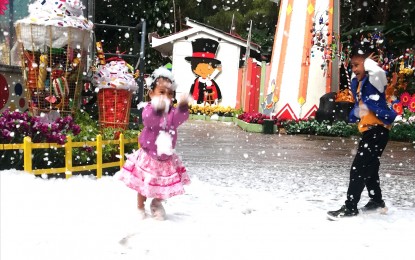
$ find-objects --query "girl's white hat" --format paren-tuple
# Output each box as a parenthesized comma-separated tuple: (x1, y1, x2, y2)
(145, 66, 177, 91)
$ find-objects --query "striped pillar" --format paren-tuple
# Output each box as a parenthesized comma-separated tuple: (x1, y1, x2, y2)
(265, 0, 334, 120)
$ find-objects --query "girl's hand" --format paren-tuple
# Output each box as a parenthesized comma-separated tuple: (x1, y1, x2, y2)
(151, 96, 170, 113)
(177, 93, 192, 108)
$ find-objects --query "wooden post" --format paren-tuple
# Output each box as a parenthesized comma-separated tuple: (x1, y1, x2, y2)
(119, 133, 125, 169)
(65, 135, 73, 179)
(23, 136, 32, 173)
(245, 58, 253, 112)
(236, 68, 243, 110)
(96, 134, 103, 178)
(331, 0, 341, 93)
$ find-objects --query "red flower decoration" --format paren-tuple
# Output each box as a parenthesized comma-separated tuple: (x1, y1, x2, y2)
(0, 0, 9, 15)
(408, 97, 415, 113)
(400, 92, 411, 107)
(392, 102, 403, 115)
(238, 112, 275, 124)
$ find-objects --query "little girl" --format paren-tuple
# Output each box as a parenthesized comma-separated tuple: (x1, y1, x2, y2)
(117, 67, 191, 220)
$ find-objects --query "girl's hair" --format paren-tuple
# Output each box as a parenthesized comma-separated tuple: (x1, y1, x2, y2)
(149, 76, 172, 90)
(146, 66, 177, 90)
(145, 76, 177, 102)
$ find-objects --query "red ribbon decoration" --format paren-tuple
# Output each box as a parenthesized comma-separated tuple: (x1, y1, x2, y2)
(192, 52, 215, 59)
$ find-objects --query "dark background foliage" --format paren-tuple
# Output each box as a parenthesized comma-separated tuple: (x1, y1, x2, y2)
(94, 0, 415, 72)
(94, 0, 279, 71)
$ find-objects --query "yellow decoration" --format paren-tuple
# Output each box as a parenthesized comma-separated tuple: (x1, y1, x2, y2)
(9, 103, 16, 111)
(126, 63, 134, 73)
(133, 69, 140, 79)
(37, 54, 48, 90)
(189, 104, 237, 117)
(307, 3, 315, 14)
(2, 134, 138, 178)
(286, 4, 293, 15)
(298, 96, 306, 105)
(96, 42, 106, 66)
(65, 57, 80, 79)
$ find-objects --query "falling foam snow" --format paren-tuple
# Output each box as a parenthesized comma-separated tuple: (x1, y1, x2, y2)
(1, 121, 415, 260)
(369, 94, 380, 101)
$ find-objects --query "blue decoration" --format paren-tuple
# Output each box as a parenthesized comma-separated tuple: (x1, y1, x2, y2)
(14, 83, 23, 96)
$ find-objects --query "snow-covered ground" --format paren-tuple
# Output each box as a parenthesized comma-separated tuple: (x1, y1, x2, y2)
(1, 121, 415, 260)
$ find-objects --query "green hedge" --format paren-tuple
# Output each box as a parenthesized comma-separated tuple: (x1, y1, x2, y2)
(282, 119, 415, 142)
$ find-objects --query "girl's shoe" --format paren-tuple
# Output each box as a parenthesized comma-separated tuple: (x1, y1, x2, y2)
(150, 199, 166, 221)
(138, 208, 146, 220)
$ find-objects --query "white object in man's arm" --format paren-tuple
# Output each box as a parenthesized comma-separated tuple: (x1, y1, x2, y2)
(364, 58, 387, 93)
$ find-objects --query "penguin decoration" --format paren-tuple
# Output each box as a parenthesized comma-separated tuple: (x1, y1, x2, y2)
(186, 38, 222, 105)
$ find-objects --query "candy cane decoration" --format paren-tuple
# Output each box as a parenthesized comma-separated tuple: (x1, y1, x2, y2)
(52, 70, 69, 97)
(335, 62, 353, 103)
(37, 54, 48, 90)
(51, 69, 70, 110)
(24, 51, 38, 89)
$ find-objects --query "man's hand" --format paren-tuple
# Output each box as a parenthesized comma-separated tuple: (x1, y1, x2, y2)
(368, 52, 380, 63)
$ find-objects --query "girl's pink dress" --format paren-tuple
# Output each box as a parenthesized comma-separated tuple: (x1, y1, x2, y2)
(117, 149, 190, 199)
(116, 103, 190, 199)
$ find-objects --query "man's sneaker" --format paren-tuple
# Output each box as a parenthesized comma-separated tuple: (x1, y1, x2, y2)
(150, 199, 166, 221)
(362, 199, 388, 213)
(327, 205, 358, 220)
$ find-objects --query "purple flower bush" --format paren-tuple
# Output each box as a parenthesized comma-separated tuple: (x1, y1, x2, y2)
(0, 109, 82, 171)
(0, 109, 140, 173)
(0, 109, 81, 145)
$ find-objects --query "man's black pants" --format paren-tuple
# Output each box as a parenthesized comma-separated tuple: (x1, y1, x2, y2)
(345, 126, 389, 211)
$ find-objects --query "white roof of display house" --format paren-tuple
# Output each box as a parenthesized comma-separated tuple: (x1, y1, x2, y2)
(150, 18, 261, 58)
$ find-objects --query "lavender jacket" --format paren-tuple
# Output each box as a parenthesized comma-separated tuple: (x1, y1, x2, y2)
(139, 103, 189, 161)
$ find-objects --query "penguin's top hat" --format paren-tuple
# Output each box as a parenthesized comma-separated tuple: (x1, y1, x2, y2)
(185, 38, 221, 65)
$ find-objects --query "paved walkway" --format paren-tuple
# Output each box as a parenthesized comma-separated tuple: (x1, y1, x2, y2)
(176, 120, 415, 208)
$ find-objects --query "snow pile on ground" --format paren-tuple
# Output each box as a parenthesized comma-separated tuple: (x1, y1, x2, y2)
(1, 169, 415, 260)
